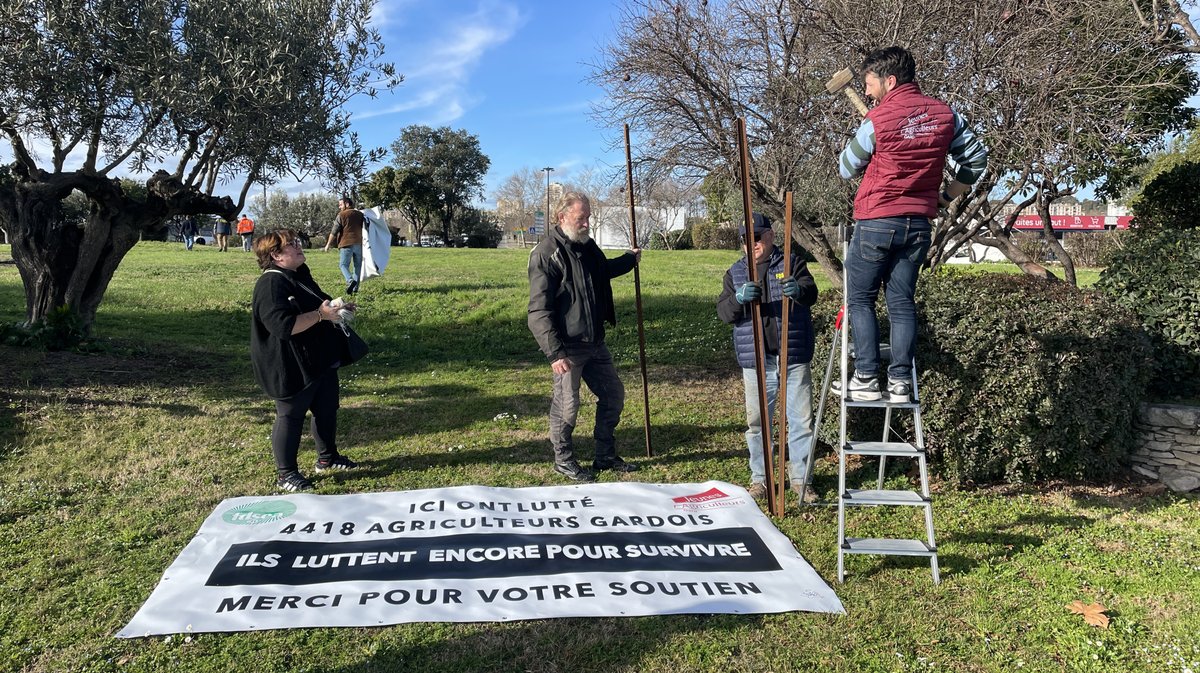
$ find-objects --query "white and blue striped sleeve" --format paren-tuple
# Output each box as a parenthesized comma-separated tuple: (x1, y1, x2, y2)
(947, 111, 989, 185)
(838, 119, 876, 180)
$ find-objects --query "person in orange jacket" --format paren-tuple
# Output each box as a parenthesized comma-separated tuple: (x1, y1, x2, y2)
(237, 214, 256, 251)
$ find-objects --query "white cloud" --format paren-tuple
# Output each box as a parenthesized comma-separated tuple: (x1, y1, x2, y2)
(358, 0, 525, 124)
(369, 0, 419, 30)
(555, 158, 584, 172)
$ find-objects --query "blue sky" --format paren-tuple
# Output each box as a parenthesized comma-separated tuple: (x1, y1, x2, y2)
(343, 0, 627, 208)
(0, 0, 626, 210)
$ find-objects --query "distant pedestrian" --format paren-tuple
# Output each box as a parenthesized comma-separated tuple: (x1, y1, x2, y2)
(325, 197, 364, 294)
(181, 216, 198, 251)
(214, 218, 231, 252)
(237, 214, 255, 251)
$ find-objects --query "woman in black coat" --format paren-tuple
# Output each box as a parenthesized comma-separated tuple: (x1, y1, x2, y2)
(251, 229, 359, 491)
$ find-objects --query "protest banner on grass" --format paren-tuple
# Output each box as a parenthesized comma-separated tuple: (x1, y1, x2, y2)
(119, 481, 843, 636)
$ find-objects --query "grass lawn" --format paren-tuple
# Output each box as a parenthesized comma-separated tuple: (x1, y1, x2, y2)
(0, 243, 1196, 673)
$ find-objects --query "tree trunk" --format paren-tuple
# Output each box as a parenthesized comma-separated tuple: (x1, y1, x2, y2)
(1035, 198, 1077, 287)
(6, 176, 90, 326)
(980, 228, 1060, 281)
(2, 169, 234, 333)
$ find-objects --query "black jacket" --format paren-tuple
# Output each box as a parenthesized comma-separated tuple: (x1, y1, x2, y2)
(250, 264, 343, 399)
(527, 226, 638, 362)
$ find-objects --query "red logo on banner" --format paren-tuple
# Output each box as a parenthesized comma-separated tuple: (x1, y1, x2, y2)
(672, 487, 732, 504)
(671, 487, 746, 510)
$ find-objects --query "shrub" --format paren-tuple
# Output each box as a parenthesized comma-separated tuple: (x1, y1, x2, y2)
(671, 225, 693, 250)
(1, 306, 91, 351)
(691, 220, 740, 250)
(1062, 230, 1127, 268)
(1012, 230, 1050, 262)
(811, 271, 1152, 484)
(1095, 228, 1200, 398)
(1129, 160, 1200, 233)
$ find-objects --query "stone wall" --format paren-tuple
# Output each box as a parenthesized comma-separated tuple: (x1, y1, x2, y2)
(1130, 404, 1200, 493)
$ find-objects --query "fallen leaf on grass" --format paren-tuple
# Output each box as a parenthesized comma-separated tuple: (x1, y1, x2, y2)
(1066, 601, 1110, 628)
(1139, 482, 1168, 496)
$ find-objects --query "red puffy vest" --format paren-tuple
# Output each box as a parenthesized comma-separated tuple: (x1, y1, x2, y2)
(854, 83, 955, 220)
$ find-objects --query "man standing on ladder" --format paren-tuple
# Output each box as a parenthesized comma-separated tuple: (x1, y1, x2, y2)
(717, 213, 819, 504)
(837, 46, 988, 402)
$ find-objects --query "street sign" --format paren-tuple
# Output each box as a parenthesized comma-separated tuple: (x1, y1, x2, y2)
(534, 211, 545, 228)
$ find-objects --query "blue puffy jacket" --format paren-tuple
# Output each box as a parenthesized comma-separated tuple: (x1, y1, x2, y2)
(716, 246, 817, 368)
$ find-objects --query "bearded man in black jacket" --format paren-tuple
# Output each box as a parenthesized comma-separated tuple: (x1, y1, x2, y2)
(527, 192, 643, 483)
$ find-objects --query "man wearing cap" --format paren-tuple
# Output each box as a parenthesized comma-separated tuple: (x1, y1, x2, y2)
(527, 191, 642, 483)
(717, 212, 819, 503)
(838, 46, 988, 402)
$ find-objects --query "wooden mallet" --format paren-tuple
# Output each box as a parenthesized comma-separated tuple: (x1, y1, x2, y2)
(825, 68, 869, 116)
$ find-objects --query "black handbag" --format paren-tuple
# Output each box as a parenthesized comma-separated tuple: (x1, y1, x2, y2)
(340, 324, 369, 365)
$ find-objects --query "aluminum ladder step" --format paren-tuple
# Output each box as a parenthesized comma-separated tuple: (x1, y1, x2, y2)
(843, 397, 921, 409)
(842, 489, 929, 506)
(843, 441, 923, 457)
(843, 537, 936, 556)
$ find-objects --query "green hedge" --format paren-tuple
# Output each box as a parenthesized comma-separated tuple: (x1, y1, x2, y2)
(1095, 228, 1200, 398)
(1130, 160, 1200, 232)
(690, 220, 739, 250)
(811, 271, 1152, 484)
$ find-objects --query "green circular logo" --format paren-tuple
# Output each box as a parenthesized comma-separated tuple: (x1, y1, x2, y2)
(222, 500, 297, 525)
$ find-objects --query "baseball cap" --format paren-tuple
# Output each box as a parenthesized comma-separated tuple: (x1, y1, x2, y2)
(740, 212, 773, 236)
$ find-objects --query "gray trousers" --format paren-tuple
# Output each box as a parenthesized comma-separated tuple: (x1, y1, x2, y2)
(549, 343, 625, 465)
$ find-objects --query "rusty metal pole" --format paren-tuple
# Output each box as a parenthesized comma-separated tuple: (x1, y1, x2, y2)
(737, 118, 779, 516)
(624, 124, 653, 458)
(775, 192, 794, 516)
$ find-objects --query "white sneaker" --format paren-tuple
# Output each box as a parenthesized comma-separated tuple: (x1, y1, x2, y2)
(831, 375, 882, 401)
(887, 378, 912, 403)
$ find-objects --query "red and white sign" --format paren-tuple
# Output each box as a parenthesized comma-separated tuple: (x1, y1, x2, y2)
(1012, 215, 1132, 231)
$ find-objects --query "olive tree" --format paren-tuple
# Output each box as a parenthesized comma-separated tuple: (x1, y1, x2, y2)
(250, 190, 341, 242)
(0, 0, 398, 330)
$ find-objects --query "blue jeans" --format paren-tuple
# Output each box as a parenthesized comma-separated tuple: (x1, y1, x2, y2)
(184, 235, 194, 251)
(742, 357, 815, 485)
(845, 216, 931, 381)
(338, 245, 363, 285)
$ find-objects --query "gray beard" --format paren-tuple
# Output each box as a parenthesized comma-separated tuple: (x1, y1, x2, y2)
(563, 226, 590, 244)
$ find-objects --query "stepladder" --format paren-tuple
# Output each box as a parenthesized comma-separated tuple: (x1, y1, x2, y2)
(804, 224, 940, 585)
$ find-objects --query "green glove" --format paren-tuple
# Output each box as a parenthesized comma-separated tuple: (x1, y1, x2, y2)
(735, 282, 762, 304)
